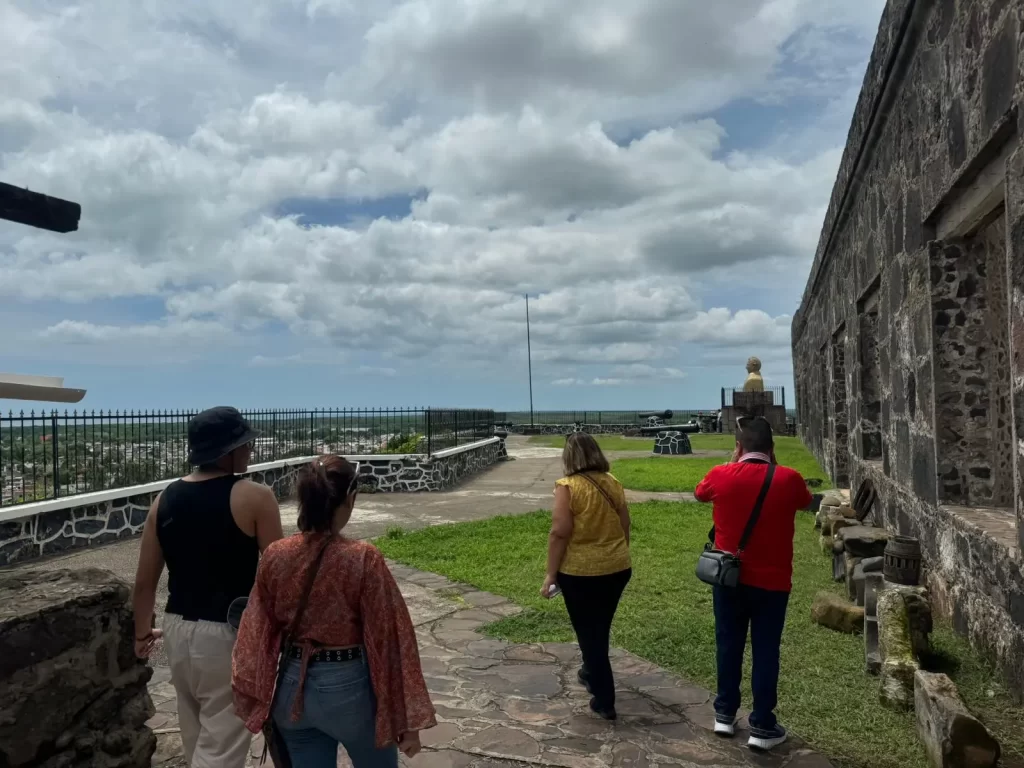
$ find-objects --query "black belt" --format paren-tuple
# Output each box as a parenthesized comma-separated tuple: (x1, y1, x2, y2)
(286, 647, 362, 663)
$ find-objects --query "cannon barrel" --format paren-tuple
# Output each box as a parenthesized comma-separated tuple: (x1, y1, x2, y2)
(494, 421, 513, 428)
(637, 410, 673, 420)
(639, 423, 701, 435)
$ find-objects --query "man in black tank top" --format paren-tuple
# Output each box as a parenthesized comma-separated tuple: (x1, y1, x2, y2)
(133, 407, 283, 768)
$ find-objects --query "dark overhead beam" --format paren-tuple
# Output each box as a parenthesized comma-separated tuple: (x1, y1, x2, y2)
(0, 181, 81, 233)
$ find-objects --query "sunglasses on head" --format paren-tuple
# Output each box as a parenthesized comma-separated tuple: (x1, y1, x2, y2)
(347, 463, 361, 496)
(736, 415, 772, 432)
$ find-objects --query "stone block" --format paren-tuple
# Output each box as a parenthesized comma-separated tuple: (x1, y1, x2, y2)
(864, 573, 884, 617)
(865, 617, 881, 675)
(853, 562, 867, 606)
(877, 588, 919, 711)
(823, 515, 855, 537)
(820, 490, 846, 506)
(836, 525, 890, 558)
(836, 504, 857, 519)
(0, 568, 156, 767)
(845, 553, 863, 600)
(883, 583, 932, 657)
(862, 555, 884, 573)
(811, 592, 864, 634)
(914, 671, 1000, 768)
(832, 552, 846, 582)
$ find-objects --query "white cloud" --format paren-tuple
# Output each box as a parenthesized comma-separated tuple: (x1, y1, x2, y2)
(0, 0, 884, 391)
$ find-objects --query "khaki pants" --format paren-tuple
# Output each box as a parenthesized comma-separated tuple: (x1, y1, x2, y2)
(163, 613, 252, 768)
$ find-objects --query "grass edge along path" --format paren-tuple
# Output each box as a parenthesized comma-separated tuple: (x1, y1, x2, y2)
(377, 504, 1023, 768)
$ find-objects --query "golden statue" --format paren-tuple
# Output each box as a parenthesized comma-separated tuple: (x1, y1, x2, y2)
(743, 357, 765, 392)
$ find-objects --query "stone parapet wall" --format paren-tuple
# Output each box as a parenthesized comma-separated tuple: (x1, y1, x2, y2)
(356, 437, 507, 492)
(0, 458, 309, 567)
(0, 438, 507, 567)
(507, 423, 639, 436)
(0, 568, 155, 767)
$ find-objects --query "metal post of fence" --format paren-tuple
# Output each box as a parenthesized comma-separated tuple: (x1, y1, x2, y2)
(425, 408, 433, 455)
(310, 411, 315, 456)
(782, 387, 786, 410)
(454, 410, 459, 448)
(50, 412, 60, 497)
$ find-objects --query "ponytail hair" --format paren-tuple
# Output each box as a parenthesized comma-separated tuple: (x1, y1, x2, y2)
(296, 455, 358, 533)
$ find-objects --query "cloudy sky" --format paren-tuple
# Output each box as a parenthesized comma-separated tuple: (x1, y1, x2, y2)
(0, 0, 886, 412)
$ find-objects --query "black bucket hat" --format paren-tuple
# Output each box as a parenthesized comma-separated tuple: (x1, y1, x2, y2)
(187, 406, 260, 466)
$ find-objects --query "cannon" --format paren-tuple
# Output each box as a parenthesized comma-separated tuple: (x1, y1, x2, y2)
(638, 410, 673, 421)
(494, 421, 513, 429)
(639, 422, 701, 436)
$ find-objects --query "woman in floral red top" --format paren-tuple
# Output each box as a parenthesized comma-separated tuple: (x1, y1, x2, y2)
(232, 455, 436, 767)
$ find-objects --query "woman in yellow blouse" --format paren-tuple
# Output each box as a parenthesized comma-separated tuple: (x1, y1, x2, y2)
(540, 432, 632, 721)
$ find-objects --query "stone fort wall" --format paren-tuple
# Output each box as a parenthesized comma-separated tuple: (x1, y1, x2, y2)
(792, 0, 1024, 695)
(0, 437, 506, 567)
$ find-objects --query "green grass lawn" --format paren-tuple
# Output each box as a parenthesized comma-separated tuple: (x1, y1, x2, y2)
(611, 436, 832, 493)
(377, 503, 1024, 768)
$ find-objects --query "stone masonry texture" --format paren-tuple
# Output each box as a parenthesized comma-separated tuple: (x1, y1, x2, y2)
(0, 568, 155, 767)
(0, 439, 506, 568)
(792, 0, 1024, 698)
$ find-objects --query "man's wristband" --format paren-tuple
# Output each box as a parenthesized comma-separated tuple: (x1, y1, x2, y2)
(135, 632, 154, 642)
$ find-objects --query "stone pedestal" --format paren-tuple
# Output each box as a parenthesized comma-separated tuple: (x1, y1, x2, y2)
(652, 431, 693, 455)
(877, 588, 919, 710)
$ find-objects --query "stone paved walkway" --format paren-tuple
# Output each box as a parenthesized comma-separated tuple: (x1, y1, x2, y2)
(148, 562, 833, 768)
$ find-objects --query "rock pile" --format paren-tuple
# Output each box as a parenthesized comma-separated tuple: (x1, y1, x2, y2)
(810, 486, 999, 767)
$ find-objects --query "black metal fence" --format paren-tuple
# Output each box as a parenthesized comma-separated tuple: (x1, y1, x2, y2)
(0, 407, 494, 507)
(494, 410, 713, 426)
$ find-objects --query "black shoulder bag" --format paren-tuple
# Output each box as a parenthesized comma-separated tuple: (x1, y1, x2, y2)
(695, 464, 775, 588)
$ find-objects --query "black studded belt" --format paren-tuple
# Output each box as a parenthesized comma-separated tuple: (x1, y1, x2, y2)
(286, 646, 362, 663)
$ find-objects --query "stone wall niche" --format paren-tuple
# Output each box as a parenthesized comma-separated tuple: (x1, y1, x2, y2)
(859, 286, 883, 461)
(929, 215, 1014, 509)
(831, 328, 850, 487)
(0, 568, 155, 767)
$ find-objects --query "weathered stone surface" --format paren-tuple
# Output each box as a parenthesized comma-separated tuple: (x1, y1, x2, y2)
(914, 671, 1000, 768)
(792, 0, 1024, 699)
(862, 556, 884, 573)
(877, 589, 919, 711)
(836, 525, 890, 558)
(0, 568, 155, 767)
(811, 591, 864, 634)
(887, 584, 934, 657)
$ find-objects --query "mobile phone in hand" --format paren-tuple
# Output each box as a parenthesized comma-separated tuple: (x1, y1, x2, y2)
(548, 584, 561, 598)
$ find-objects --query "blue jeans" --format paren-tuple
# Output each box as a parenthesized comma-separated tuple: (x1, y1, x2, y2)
(712, 584, 790, 730)
(272, 656, 398, 768)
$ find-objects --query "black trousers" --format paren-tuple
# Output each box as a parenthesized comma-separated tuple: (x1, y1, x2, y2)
(557, 568, 632, 709)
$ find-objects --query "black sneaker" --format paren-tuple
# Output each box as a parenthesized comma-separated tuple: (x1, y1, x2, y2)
(589, 698, 617, 721)
(577, 669, 593, 693)
(747, 724, 787, 751)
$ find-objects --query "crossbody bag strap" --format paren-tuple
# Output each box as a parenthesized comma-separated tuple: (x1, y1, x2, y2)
(282, 536, 332, 650)
(736, 464, 776, 554)
(578, 472, 622, 514)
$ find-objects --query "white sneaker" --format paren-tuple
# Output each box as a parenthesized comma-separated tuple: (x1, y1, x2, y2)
(747, 724, 788, 751)
(713, 716, 736, 737)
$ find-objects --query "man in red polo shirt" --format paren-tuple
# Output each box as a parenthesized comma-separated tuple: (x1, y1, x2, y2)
(694, 418, 812, 751)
